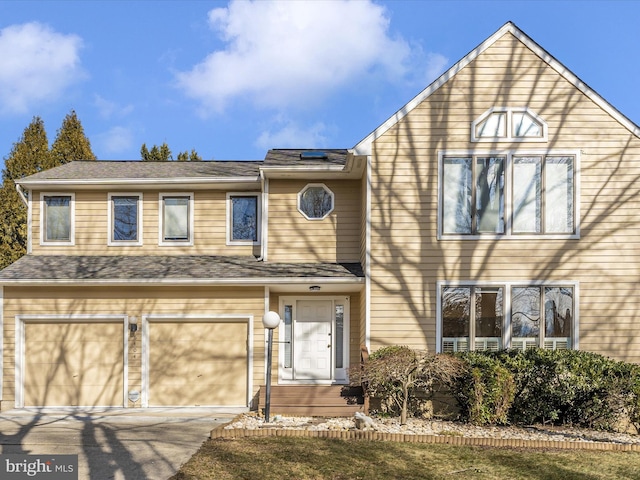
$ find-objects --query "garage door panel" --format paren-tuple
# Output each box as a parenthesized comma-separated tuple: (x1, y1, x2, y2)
(149, 321, 247, 406)
(24, 322, 124, 407)
(28, 323, 122, 342)
(27, 343, 123, 367)
(151, 340, 246, 359)
(158, 382, 246, 403)
(149, 323, 245, 342)
(24, 382, 123, 407)
(155, 358, 245, 378)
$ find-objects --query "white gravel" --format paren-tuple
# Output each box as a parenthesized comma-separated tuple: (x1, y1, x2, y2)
(224, 413, 640, 445)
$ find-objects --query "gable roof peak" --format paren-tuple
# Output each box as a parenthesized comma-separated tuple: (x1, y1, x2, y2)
(352, 21, 640, 155)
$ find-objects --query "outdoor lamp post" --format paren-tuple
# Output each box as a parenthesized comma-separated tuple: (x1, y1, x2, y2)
(262, 311, 280, 423)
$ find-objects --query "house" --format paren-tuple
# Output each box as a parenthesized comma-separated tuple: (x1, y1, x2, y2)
(1, 21, 639, 413)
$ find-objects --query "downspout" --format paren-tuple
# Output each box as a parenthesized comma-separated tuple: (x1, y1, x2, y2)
(258, 171, 268, 262)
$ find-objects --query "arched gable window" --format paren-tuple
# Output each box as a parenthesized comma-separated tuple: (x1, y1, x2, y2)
(471, 107, 547, 142)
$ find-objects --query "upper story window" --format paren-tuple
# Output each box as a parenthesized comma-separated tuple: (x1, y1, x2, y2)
(298, 184, 334, 220)
(471, 107, 547, 142)
(227, 193, 260, 245)
(41, 193, 74, 245)
(108, 193, 142, 246)
(159, 193, 193, 246)
(439, 151, 577, 239)
(438, 282, 576, 353)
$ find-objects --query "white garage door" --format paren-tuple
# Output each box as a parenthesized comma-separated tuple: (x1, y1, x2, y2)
(148, 321, 248, 407)
(24, 322, 125, 407)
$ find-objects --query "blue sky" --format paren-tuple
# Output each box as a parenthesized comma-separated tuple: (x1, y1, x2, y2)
(0, 0, 639, 166)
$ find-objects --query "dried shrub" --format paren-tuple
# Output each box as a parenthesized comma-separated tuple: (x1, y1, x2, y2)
(353, 346, 464, 424)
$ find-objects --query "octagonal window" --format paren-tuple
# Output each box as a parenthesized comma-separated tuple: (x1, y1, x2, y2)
(298, 184, 334, 220)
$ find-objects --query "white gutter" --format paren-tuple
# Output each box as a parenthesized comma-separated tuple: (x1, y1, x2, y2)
(17, 176, 261, 189)
(0, 277, 365, 287)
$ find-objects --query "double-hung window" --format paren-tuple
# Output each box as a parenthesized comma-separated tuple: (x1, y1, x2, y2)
(438, 282, 576, 352)
(227, 193, 260, 245)
(41, 193, 74, 245)
(159, 193, 193, 245)
(439, 152, 577, 238)
(108, 193, 142, 246)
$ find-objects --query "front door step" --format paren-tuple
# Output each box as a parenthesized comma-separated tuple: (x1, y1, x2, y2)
(257, 385, 364, 417)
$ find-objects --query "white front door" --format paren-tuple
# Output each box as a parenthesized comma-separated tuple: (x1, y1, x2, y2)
(278, 297, 350, 383)
(294, 301, 332, 380)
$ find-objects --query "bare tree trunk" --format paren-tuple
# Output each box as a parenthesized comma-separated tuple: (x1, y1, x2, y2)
(401, 383, 409, 425)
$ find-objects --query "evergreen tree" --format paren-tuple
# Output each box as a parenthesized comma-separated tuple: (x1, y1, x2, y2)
(176, 149, 202, 162)
(141, 142, 173, 161)
(0, 117, 51, 269)
(51, 110, 97, 163)
(0, 112, 96, 269)
(141, 142, 202, 161)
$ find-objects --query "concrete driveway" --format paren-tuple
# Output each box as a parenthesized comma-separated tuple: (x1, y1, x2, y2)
(0, 408, 235, 479)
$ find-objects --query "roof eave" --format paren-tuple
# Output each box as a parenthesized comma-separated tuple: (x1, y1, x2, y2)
(0, 277, 365, 287)
(17, 176, 261, 190)
(260, 164, 356, 179)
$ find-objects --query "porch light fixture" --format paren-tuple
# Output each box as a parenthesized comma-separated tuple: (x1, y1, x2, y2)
(129, 316, 138, 333)
(309, 285, 321, 291)
(262, 311, 281, 423)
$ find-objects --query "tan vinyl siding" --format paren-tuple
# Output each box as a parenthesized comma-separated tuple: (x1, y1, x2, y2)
(2, 286, 265, 409)
(349, 292, 361, 369)
(367, 32, 640, 362)
(31, 190, 260, 256)
(267, 179, 361, 263)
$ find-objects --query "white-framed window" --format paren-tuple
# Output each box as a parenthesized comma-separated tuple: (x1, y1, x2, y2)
(40, 193, 74, 245)
(108, 193, 143, 246)
(438, 150, 578, 239)
(471, 107, 547, 142)
(298, 183, 334, 220)
(159, 193, 194, 246)
(437, 281, 578, 353)
(227, 193, 260, 245)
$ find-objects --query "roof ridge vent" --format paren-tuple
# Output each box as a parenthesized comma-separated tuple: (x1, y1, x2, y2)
(300, 151, 328, 160)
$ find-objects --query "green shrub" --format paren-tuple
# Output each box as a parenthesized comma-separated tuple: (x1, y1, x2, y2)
(452, 352, 515, 425)
(456, 348, 640, 430)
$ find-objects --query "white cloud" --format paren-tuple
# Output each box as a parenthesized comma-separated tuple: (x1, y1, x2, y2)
(0, 22, 84, 114)
(95, 126, 135, 157)
(93, 94, 134, 119)
(176, 0, 412, 113)
(424, 53, 449, 85)
(256, 117, 330, 150)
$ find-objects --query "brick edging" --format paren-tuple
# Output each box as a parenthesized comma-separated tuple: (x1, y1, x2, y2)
(210, 425, 640, 451)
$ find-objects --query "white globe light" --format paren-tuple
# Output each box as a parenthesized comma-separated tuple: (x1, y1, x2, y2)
(262, 311, 281, 329)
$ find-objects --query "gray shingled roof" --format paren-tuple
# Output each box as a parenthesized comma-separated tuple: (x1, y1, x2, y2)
(0, 255, 364, 283)
(263, 149, 349, 167)
(17, 150, 350, 184)
(18, 160, 263, 183)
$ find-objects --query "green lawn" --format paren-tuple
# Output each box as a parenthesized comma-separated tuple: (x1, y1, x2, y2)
(170, 436, 640, 479)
